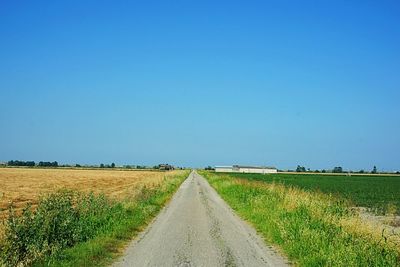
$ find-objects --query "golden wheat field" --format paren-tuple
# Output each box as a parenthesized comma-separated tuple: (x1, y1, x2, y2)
(0, 168, 184, 218)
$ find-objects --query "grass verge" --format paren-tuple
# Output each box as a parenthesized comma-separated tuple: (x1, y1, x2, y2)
(0, 170, 189, 267)
(200, 171, 400, 266)
(221, 172, 400, 215)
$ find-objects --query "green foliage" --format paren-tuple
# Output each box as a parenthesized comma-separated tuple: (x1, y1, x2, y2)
(219, 172, 400, 215)
(38, 161, 58, 167)
(1, 191, 122, 266)
(201, 171, 400, 266)
(7, 160, 35, 167)
(296, 165, 306, 172)
(0, 171, 189, 267)
(332, 166, 343, 173)
(372, 166, 378, 174)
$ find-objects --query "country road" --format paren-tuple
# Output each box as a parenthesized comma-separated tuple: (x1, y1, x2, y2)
(113, 171, 289, 267)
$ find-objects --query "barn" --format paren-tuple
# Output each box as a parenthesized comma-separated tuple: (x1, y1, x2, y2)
(215, 165, 277, 174)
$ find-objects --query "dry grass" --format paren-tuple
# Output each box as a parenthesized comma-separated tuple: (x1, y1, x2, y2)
(235, 178, 400, 249)
(202, 171, 400, 265)
(0, 168, 184, 218)
(0, 168, 189, 266)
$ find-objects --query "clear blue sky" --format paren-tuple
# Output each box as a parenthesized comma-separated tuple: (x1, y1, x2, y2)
(1, 1, 399, 171)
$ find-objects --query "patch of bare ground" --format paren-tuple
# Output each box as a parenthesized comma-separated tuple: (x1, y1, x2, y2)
(355, 207, 400, 243)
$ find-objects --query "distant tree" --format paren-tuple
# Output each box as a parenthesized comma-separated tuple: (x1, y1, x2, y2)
(100, 163, 105, 168)
(111, 163, 115, 168)
(7, 160, 36, 167)
(315, 170, 320, 173)
(296, 165, 306, 172)
(371, 166, 377, 174)
(75, 164, 81, 167)
(321, 169, 326, 173)
(332, 166, 343, 173)
(205, 166, 214, 170)
(358, 169, 365, 174)
(396, 171, 400, 174)
(38, 161, 57, 167)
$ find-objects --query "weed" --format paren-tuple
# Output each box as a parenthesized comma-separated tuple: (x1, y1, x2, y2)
(201, 171, 400, 266)
(0, 171, 189, 266)
(221, 172, 400, 215)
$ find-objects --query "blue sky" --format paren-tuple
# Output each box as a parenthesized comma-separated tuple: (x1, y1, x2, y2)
(1, 1, 399, 170)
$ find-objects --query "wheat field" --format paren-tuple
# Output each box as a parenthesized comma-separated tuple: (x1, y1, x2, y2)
(0, 168, 184, 218)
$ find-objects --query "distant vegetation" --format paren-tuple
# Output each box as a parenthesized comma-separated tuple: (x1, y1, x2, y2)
(99, 163, 115, 168)
(4, 160, 178, 170)
(6, 160, 59, 168)
(201, 171, 400, 266)
(7, 160, 35, 167)
(294, 165, 388, 174)
(38, 161, 59, 167)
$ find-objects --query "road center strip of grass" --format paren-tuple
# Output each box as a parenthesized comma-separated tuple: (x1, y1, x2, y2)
(200, 171, 400, 266)
(0, 170, 189, 267)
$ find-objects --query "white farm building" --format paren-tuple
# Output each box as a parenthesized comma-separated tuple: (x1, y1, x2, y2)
(215, 165, 277, 174)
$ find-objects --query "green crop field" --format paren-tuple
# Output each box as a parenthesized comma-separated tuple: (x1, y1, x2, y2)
(200, 171, 400, 266)
(218, 172, 400, 215)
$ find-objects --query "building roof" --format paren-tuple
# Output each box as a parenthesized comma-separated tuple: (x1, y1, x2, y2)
(215, 166, 233, 168)
(215, 165, 277, 170)
(234, 165, 276, 169)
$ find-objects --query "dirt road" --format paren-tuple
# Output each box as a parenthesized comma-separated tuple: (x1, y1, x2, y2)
(113, 171, 288, 266)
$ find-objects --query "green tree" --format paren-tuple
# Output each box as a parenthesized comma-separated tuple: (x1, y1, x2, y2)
(332, 166, 343, 173)
(296, 165, 306, 172)
(111, 163, 115, 168)
(371, 166, 377, 174)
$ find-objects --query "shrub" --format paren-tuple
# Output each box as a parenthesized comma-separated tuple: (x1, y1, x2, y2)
(0, 190, 122, 266)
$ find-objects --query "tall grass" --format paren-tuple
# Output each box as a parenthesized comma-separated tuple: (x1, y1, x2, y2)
(0, 171, 189, 267)
(200, 171, 400, 266)
(225, 172, 400, 215)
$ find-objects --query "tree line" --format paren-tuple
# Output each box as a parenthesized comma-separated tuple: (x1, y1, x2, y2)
(7, 160, 36, 167)
(295, 165, 380, 174)
(99, 163, 116, 168)
(3, 161, 170, 169)
(7, 160, 58, 167)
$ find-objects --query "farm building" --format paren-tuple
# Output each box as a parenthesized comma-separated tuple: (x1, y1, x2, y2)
(215, 165, 277, 174)
(158, 164, 174, 170)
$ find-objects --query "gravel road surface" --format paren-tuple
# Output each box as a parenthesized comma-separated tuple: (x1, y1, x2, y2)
(113, 171, 289, 267)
